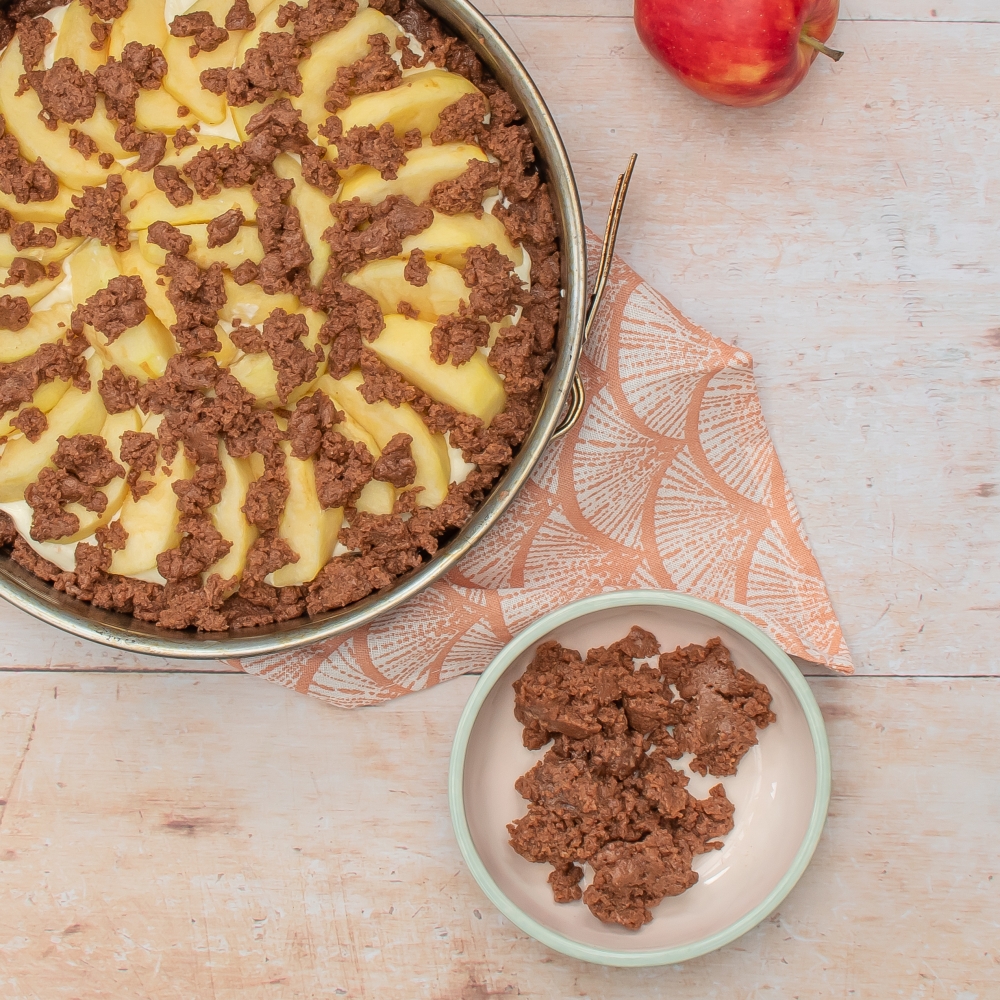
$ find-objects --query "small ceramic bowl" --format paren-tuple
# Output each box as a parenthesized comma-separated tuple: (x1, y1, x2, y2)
(448, 590, 831, 967)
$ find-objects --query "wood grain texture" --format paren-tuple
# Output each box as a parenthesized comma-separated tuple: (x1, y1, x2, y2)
(0, 672, 996, 998)
(0, 599, 232, 672)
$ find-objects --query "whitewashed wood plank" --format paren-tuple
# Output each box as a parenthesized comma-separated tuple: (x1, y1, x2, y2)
(0, 599, 233, 671)
(0, 673, 995, 998)
(483, 1, 998, 20)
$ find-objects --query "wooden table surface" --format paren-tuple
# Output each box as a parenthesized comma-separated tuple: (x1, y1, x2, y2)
(1, 2, 998, 997)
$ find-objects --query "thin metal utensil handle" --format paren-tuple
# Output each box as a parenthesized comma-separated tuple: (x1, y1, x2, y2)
(552, 153, 637, 440)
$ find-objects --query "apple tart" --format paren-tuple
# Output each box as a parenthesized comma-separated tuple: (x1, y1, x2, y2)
(0, 0, 560, 630)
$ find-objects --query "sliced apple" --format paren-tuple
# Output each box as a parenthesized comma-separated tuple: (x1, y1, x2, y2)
(335, 413, 396, 515)
(0, 353, 107, 503)
(129, 187, 258, 229)
(220, 274, 298, 325)
(399, 209, 522, 271)
(70, 240, 118, 303)
(271, 153, 332, 285)
(337, 69, 482, 144)
(205, 438, 258, 585)
(110, 437, 195, 578)
(163, 0, 246, 125)
(138, 223, 264, 271)
(292, 6, 405, 136)
(87, 315, 177, 383)
(59, 407, 142, 542)
(0, 378, 70, 439)
(228, 307, 326, 407)
(54, 1, 110, 75)
(135, 88, 200, 135)
(344, 257, 468, 321)
(114, 245, 177, 329)
(0, 186, 78, 228)
(315, 371, 450, 507)
(338, 142, 489, 208)
(233, 0, 287, 66)
(114, 245, 239, 367)
(0, 268, 67, 307)
(0, 233, 82, 271)
(367, 313, 506, 424)
(270, 440, 344, 587)
(109, 0, 168, 55)
(0, 39, 119, 190)
(0, 303, 72, 364)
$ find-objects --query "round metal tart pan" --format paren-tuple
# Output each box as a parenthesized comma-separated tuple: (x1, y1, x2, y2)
(0, 0, 588, 658)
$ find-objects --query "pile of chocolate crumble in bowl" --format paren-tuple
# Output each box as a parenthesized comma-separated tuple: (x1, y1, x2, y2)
(508, 627, 776, 931)
(0, 0, 560, 631)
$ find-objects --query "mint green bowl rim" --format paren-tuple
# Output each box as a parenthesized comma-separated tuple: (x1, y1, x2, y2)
(448, 589, 832, 968)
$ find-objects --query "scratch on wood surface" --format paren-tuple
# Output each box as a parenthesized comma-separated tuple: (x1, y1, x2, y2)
(0, 701, 39, 828)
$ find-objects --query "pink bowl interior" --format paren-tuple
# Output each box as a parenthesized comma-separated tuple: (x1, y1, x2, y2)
(461, 602, 818, 953)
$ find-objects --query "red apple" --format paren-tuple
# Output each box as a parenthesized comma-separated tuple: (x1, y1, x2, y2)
(634, 0, 843, 108)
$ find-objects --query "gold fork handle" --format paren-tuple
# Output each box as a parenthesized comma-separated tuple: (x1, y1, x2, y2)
(552, 153, 637, 441)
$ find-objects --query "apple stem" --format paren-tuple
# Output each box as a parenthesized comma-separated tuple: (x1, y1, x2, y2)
(799, 31, 844, 61)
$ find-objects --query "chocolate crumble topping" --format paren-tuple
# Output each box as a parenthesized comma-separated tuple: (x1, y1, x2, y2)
(431, 92, 488, 146)
(71, 274, 147, 343)
(16, 16, 54, 73)
(322, 194, 432, 279)
(56, 174, 130, 251)
(152, 164, 194, 206)
(25, 433, 125, 541)
(27, 57, 98, 129)
(430, 307, 489, 366)
(403, 247, 429, 286)
(68, 127, 99, 159)
(0, 339, 87, 416)
(9, 221, 56, 251)
(0, 114, 59, 204)
(507, 629, 761, 930)
(147, 219, 193, 255)
(230, 309, 322, 404)
(371, 432, 415, 488)
(10, 404, 47, 442)
(169, 11, 229, 57)
(431, 160, 499, 221)
(332, 122, 406, 180)
(203, 30, 302, 107)
(89, 20, 111, 49)
(206, 206, 244, 247)
(97, 364, 140, 414)
(224, 0, 255, 30)
(79, 0, 127, 19)
(323, 32, 400, 114)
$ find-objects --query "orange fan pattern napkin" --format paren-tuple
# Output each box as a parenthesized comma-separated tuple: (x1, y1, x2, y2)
(239, 239, 853, 707)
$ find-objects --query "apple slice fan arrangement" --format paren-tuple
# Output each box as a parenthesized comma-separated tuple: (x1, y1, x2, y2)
(0, 4, 849, 683)
(0, 0, 561, 631)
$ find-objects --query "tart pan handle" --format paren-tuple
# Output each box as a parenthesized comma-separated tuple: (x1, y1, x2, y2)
(552, 153, 638, 441)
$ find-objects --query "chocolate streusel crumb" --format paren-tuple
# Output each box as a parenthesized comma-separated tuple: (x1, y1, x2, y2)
(147, 219, 193, 255)
(57, 175, 130, 251)
(97, 364, 140, 414)
(10, 405, 47, 442)
(508, 629, 765, 929)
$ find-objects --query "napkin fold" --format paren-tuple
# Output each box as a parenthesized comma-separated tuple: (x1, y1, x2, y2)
(239, 236, 853, 707)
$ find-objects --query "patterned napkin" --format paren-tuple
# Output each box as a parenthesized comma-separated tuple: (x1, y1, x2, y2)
(238, 235, 853, 707)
